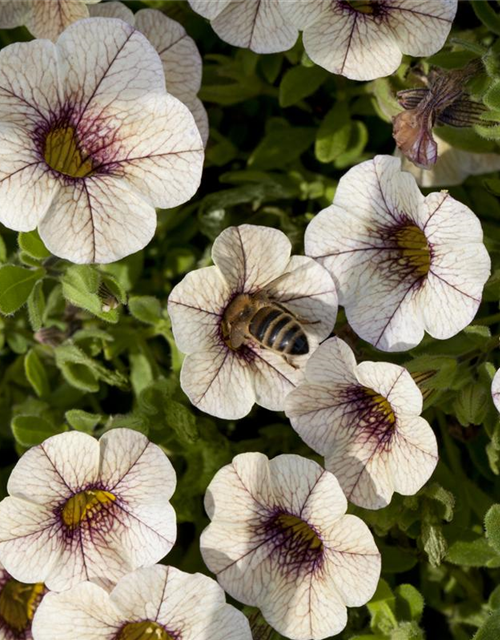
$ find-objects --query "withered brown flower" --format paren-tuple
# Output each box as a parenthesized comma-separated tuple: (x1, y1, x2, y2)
(393, 60, 487, 169)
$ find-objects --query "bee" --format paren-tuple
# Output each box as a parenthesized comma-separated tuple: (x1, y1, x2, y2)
(222, 275, 309, 358)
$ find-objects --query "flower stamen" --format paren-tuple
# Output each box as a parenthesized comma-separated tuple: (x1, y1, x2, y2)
(344, 0, 378, 14)
(265, 511, 324, 574)
(394, 225, 431, 278)
(116, 621, 175, 640)
(0, 578, 44, 633)
(44, 125, 94, 178)
(61, 489, 116, 529)
(364, 388, 396, 427)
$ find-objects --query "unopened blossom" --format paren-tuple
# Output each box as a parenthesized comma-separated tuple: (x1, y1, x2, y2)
(201, 453, 381, 640)
(279, 0, 457, 81)
(0, 429, 176, 592)
(187, 0, 298, 54)
(397, 135, 500, 187)
(0, 17, 203, 263)
(0, 561, 45, 640)
(285, 337, 438, 510)
(0, 0, 101, 40)
(90, 3, 209, 144)
(168, 224, 338, 420)
(305, 155, 490, 352)
(492, 369, 500, 414)
(32, 565, 252, 640)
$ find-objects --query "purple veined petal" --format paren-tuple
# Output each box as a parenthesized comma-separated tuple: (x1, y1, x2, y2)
(201, 452, 381, 640)
(26, 0, 92, 41)
(212, 224, 292, 292)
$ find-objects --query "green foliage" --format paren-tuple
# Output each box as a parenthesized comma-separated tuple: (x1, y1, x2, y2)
(0, 265, 45, 315)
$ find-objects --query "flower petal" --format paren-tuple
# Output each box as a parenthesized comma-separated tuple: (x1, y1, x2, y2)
(107, 94, 203, 210)
(209, 0, 298, 54)
(272, 255, 337, 344)
(183, 94, 210, 145)
(0, 498, 62, 586)
(302, 336, 358, 387)
(57, 18, 165, 114)
(322, 515, 381, 606)
(31, 582, 120, 640)
(7, 431, 100, 503)
(168, 266, 230, 354)
(27, 0, 90, 41)
(387, 0, 457, 56)
(0, 0, 30, 28)
(250, 348, 301, 413)
(493, 370, 500, 414)
(180, 344, 254, 419)
(0, 125, 58, 232)
(38, 176, 156, 264)
(188, 0, 232, 20)
(355, 361, 423, 416)
(89, 1, 134, 23)
(212, 224, 291, 292)
(389, 416, 438, 495)
(0, 39, 59, 127)
(302, 7, 402, 81)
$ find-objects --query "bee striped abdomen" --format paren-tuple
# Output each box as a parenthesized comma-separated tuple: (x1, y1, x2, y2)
(249, 306, 309, 355)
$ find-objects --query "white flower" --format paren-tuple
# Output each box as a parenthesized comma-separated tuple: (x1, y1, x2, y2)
(0, 17, 204, 264)
(89, 3, 209, 145)
(305, 155, 490, 352)
(279, 0, 457, 81)
(285, 337, 438, 510)
(492, 369, 500, 414)
(167, 224, 338, 420)
(0, 561, 45, 640)
(187, 0, 298, 54)
(32, 565, 252, 640)
(396, 136, 500, 187)
(200, 452, 381, 640)
(0, 0, 101, 41)
(0, 429, 176, 592)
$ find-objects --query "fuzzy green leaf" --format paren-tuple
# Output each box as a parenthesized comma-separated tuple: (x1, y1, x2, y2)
(0, 266, 45, 315)
(279, 64, 328, 108)
(485, 504, 500, 554)
(24, 349, 50, 399)
(11, 415, 65, 447)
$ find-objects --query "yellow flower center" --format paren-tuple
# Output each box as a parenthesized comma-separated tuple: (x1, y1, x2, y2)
(116, 621, 174, 640)
(0, 578, 44, 633)
(394, 224, 431, 278)
(44, 125, 94, 178)
(346, 0, 377, 14)
(274, 513, 323, 552)
(62, 489, 116, 529)
(365, 388, 396, 426)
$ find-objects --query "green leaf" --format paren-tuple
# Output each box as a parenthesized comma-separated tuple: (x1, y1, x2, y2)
(11, 415, 65, 447)
(474, 610, 500, 640)
(24, 349, 50, 398)
(421, 522, 447, 567)
(279, 64, 328, 107)
(0, 233, 6, 263)
(485, 504, 500, 554)
(454, 382, 489, 427)
(55, 344, 128, 393)
(446, 532, 500, 567)
(27, 280, 45, 332)
(18, 229, 51, 260)
(473, 1, 500, 36)
(0, 266, 45, 315)
(65, 409, 102, 433)
(315, 102, 352, 163)
(249, 123, 315, 170)
(128, 296, 162, 325)
(61, 265, 120, 323)
(367, 579, 398, 635)
(165, 399, 199, 444)
(395, 585, 424, 622)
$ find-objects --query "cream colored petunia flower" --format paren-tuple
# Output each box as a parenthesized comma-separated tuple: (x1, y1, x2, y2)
(167, 224, 338, 420)
(492, 369, 500, 414)
(0, 561, 45, 640)
(187, 0, 298, 53)
(279, 0, 458, 80)
(89, 3, 209, 145)
(200, 452, 381, 640)
(305, 155, 490, 352)
(0, 0, 101, 41)
(0, 429, 177, 592)
(32, 565, 252, 640)
(397, 136, 500, 188)
(285, 337, 438, 509)
(0, 17, 204, 263)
